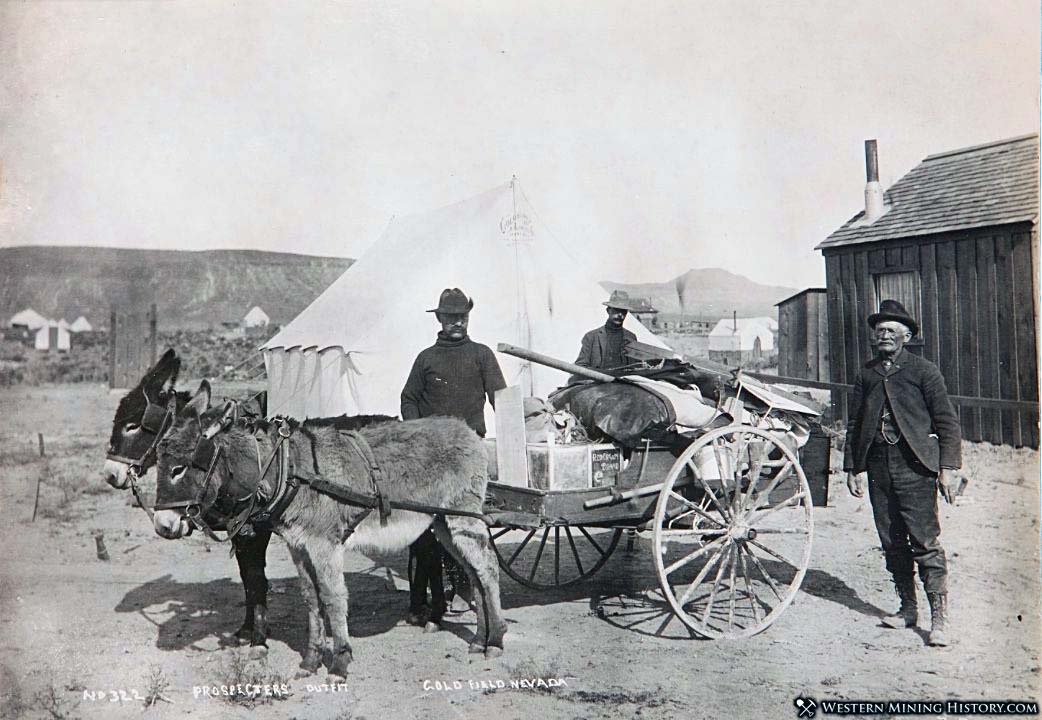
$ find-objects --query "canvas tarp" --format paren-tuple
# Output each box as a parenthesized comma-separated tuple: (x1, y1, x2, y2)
(261, 181, 674, 427)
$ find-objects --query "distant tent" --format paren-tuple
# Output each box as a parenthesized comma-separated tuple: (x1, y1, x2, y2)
(261, 180, 674, 424)
(243, 306, 270, 328)
(70, 316, 93, 333)
(57, 318, 71, 330)
(708, 317, 776, 354)
(10, 308, 48, 331)
(35, 321, 71, 352)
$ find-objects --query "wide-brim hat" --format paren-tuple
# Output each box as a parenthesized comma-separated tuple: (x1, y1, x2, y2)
(868, 299, 919, 337)
(603, 290, 639, 312)
(427, 288, 474, 314)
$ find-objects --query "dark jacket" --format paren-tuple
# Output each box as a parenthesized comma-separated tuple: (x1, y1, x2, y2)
(400, 335, 506, 437)
(844, 349, 962, 474)
(574, 325, 638, 373)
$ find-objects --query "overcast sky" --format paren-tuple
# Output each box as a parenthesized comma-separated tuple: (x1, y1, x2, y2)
(1, 1, 1037, 288)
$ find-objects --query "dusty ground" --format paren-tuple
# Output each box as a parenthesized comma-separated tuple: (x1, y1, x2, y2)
(1, 383, 1039, 720)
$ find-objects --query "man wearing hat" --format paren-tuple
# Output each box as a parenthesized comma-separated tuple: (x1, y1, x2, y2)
(845, 299, 962, 646)
(401, 288, 506, 628)
(572, 290, 640, 378)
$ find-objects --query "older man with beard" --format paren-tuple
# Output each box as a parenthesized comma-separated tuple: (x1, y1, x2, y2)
(400, 288, 506, 629)
(845, 299, 962, 646)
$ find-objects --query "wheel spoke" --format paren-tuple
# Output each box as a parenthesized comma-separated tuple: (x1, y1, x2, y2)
(754, 527, 810, 535)
(748, 538, 797, 568)
(527, 527, 551, 583)
(745, 460, 795, 515)
(506, 528, 536, 566)
(748, 491, 807, 524)
(727, 541, 739, 630)
(739, 440, 770, 514)
(677, 540, 730, 607)
(699, 544, 734, 627)
(663, 536, 728, 576)
(576, 526, 609, 557)
(686, 459, 732, 522)
(741, 541, 784, 600)
(564, 526, 585, 576)
(669, 490, 726, 529)
(737, 544, 762, 623)
(658, 528, 728, 538)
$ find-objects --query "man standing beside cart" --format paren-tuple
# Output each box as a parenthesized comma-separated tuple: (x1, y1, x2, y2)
(571, 290, 640, 381)
(845, 299, 962, 647)
(401, 287, 507, 628)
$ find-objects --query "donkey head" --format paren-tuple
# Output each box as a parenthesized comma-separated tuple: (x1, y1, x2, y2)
(103, 348, 185, 489)
(153, 381, 256, 540)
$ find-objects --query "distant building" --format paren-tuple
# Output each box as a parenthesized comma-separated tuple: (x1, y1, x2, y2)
(816, 135, 1039, 447)
(650, 313, 717, 335)
(243, 306, 270, 328)
(707, 316, 776, 366)
(70, 316, 93, 333)
(35, 321, 71, 352)
(776, 289, 828, 381)
(10, 308, 48, 331)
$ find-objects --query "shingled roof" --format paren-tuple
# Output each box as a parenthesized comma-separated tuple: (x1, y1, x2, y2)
(816, 134, 1039, 250)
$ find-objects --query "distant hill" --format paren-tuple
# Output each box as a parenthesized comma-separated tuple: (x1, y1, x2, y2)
(603, 268, 797, 319)
(0, 246, 353, 330)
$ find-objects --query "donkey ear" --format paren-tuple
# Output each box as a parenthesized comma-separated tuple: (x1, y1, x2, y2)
(160, 356, 181, 395)
(203, 401, 237, 439)
(185, 380, 211, 417)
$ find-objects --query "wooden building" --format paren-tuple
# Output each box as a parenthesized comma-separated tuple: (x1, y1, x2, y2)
(776, 288, 828, 381)
(816, 135, 1039, 447)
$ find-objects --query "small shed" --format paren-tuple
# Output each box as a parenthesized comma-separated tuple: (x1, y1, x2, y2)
(10, 308, 48, 331)
(776, 289, 828, 381)
(35, 321, 71, 352)
(707, 316, 776, 366)
(70, 316, 93, 333)
(816, 135, 1039, 447)
(243, 306, 270, 328)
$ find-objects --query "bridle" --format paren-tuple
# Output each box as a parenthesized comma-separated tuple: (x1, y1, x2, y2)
(106, 389, 176, 521)
(154, 406, 293, 543)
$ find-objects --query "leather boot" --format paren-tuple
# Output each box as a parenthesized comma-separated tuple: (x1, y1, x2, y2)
(881, 578, 918, 628)
(927, 592, 949, 646)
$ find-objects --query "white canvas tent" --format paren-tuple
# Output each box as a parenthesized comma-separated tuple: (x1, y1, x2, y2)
(35, 321, 71, 352)
(243, 306, 270, 328)
(708, 317, 776, 353)
(261, 181, 673, 425)
(70, 316, 93, 332)
(10, 308, 48, 330)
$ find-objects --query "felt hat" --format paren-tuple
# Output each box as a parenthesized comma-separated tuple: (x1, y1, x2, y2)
(603, 290, 639, 312)
(427, 288, 474, 314)
(868, 299, 918, 337)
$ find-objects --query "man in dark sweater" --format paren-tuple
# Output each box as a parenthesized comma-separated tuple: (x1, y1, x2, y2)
(571, 290, 639, 382)
(400, 288, 506, 628)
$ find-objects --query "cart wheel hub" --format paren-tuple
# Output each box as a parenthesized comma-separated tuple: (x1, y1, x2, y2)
(729, 525, 757, 541)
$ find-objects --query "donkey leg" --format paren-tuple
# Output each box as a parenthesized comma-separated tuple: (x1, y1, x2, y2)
(288, 545, 324, 676)
(234, 529, 271, 651)
(309, 537, 353, 678)
(437, 517, 507, 657)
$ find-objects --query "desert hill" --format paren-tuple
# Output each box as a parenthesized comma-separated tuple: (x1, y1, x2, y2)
(603, 268, 796, 318)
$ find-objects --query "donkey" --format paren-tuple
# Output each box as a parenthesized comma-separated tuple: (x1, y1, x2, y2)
(152, 381, 506, 678)
(102, 349, 274, 650)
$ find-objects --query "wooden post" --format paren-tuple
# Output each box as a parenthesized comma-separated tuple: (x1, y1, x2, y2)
(31, 433, 44, 522)
(109, 308, 117, 389)
(149, 303, 158, 365)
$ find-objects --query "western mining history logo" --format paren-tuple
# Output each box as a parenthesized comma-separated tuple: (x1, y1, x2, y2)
(793, 696, 1039, 717)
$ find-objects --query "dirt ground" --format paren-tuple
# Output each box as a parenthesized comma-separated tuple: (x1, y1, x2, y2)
(1, 383, 1039, 720)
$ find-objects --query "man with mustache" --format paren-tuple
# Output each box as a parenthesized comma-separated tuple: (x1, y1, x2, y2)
(572, 290, 640, 381)
(845, 299, 962, 646)
(401, 288, 506, 628)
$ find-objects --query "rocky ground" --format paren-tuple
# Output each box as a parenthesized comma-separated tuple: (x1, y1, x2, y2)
(0, 383, 1038, 720)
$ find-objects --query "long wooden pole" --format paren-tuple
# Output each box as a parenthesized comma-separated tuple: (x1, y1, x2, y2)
(496, 343, 615, 383)
(31, 433, 44, 522)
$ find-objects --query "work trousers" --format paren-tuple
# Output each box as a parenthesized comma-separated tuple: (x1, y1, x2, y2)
(409, 529, 447, 620)
(866, 440, 947, 594)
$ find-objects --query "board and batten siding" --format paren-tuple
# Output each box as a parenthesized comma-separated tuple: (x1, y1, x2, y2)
(777, 290, 829, 381)
(824, 222, 1038, 448)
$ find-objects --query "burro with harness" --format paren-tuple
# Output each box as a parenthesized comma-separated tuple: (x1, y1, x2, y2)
(152, 380, 506, 679)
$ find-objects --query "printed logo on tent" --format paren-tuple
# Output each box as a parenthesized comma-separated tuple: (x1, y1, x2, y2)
(500, 213, 534, 243)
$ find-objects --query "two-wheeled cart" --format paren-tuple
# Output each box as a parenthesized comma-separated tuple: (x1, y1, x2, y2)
(481, 345, 827, 639)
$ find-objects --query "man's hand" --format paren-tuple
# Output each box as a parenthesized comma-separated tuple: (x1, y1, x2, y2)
(937, 469, 959, 505)
(846, 471, 865, 498)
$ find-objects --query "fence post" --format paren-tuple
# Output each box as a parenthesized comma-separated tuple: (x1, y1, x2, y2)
(31, 433, 45, 522)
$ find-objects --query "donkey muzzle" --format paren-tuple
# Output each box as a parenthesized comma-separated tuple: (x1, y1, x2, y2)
(154, 510, 191, 539)
(103, 460, 130, 490)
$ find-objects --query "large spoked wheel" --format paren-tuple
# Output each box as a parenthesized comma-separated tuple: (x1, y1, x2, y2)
(489, 525, 623, 589)
(652, 425, 813, 638)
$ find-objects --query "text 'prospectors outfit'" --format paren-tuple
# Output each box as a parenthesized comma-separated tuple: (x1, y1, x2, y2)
(845, 299, 962, 647)
(400, 288, 506, 629)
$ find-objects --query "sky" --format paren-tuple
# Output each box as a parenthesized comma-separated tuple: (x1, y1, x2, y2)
(0, 0, 1038, 288)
